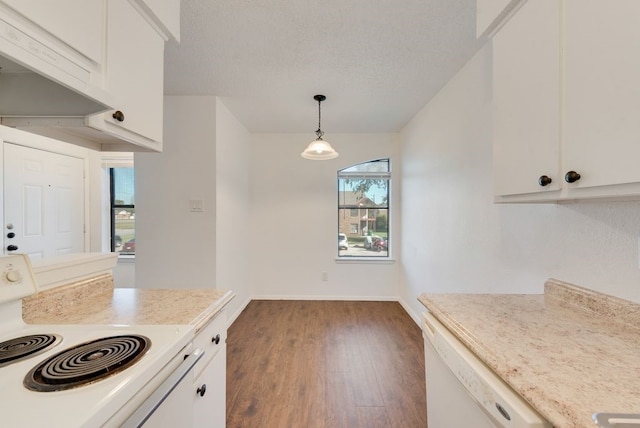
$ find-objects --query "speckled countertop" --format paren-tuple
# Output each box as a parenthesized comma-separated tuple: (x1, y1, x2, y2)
(22, 273, 235, 333)
(418, 279, 640, 428)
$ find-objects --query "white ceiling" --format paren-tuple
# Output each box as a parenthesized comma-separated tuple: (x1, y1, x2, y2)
(163, 0, 485, 134)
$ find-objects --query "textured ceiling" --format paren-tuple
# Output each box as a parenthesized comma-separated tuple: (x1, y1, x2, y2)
(163, 0, 484, 133)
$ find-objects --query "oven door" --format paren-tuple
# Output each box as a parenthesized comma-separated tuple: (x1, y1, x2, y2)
(120, 348, 204, 428)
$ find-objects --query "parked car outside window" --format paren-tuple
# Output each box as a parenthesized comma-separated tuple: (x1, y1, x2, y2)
(122, 239, 136, 253)
(338, 233, 349, 250)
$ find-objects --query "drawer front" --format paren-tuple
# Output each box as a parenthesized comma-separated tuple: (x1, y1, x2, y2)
(193, 310, 227, 377)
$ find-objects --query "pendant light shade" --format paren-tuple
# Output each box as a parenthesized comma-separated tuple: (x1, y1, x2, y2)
(301, 95, 339, 160)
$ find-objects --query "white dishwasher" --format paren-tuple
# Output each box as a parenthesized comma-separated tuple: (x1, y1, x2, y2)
(422, 312, 551, 428)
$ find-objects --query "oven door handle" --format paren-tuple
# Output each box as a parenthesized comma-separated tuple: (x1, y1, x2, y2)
(120, 347, 205, 428)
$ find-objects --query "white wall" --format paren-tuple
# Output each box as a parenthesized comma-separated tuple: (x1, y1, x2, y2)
(134, 96, 253, 323)
(214, 99, 252, 321)
(135, 96, 217, 288)
(249, 133, 400, 299)
(399, 43, 640, 321)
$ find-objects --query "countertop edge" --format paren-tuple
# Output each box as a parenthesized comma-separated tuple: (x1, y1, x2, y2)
(191, 290, 236, 333)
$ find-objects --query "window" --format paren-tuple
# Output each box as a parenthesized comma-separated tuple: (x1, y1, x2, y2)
(338, 159, 390, 258)
(110, 168, 135, 255)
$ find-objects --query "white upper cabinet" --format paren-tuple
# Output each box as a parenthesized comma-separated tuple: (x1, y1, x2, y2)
(562, 0, 640, 191)
(492, 0, 640, 202)
(0, 0, 111, 114)
(476, 0, 526, 38)
(1, 0, 104, 64)
(85, 0, 165, 151)
(0, 0, 179, 152)
(138, 0, 180, 42)
(492, 0, 561, 197)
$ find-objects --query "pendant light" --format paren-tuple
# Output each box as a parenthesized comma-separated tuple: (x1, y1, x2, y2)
(301, 94, 339, 160)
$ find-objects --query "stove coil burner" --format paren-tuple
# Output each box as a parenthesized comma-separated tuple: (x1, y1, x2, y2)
(24, 334, 151, 392)
(0, 334, 62, 368)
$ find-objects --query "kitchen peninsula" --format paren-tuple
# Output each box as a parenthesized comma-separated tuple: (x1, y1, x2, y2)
(20, 270, 234, 427)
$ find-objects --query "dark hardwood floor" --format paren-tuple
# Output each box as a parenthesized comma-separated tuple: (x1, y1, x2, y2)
(226, 300, 426, 428)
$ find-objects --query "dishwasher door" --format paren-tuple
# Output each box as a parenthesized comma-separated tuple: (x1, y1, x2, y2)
(422, 312, 551, 428)
(424, 336, 498, 428)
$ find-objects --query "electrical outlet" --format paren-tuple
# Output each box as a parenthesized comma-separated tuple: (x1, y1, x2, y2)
(321, 271, 328, 281)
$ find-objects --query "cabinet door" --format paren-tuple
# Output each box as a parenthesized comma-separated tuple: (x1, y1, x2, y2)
(88, 0, 164, 146)
(476, 0, 525, 38)
(492, 0, 561, 197)
(193, 345, 226, 428)
(0, 0, 103, 63)
(563, 0, 640, 189)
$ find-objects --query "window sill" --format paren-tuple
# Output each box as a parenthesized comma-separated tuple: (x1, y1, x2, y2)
(335, 257, 396, 264)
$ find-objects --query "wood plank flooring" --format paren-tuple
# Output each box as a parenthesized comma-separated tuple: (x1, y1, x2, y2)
(226, 300, 426, 428)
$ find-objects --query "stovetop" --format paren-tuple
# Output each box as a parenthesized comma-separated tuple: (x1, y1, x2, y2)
(0, 255, 194, 427)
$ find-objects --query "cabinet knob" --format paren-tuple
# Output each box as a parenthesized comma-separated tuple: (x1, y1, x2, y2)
(212, 334, 221, 345)
(564, 171, 581, 183)
(197, 384, 207, 397)
(7, 232, 15, 238)
(538, 175, 552, 187)
(7, 245, 18, 251)
(112, 110, 125, 122)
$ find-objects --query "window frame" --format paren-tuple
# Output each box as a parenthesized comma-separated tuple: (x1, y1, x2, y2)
(337, 158, 392, 261)
(109, 166, 135, 256)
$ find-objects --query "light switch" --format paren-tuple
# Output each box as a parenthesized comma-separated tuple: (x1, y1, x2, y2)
(190, 199, 204, 212)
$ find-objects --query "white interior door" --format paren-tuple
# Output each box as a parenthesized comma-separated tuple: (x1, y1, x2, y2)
(3, 143, 85, 259)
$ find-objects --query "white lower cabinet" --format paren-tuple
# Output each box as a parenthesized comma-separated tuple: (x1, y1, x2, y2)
(141, 311, 228, 427)
(191, 310, 228, 427)
(193, 345, 227, 427)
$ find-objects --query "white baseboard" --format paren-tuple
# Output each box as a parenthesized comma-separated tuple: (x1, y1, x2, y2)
(226, 295, 252, 328)
(397, 296, 421, 327)
(251, 294, 399, 301)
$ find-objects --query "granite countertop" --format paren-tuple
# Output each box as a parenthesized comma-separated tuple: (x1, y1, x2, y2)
(23, 273, 235, 334)
(418, 279, 640, 428)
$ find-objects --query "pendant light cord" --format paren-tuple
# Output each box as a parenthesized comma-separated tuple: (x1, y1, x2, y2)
(316, 98, 324, 140)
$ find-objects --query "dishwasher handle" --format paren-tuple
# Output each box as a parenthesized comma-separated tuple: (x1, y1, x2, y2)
(422, 311, 438, 343)
(593, 413, 640, 427)
(121, 348, 205, 428)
